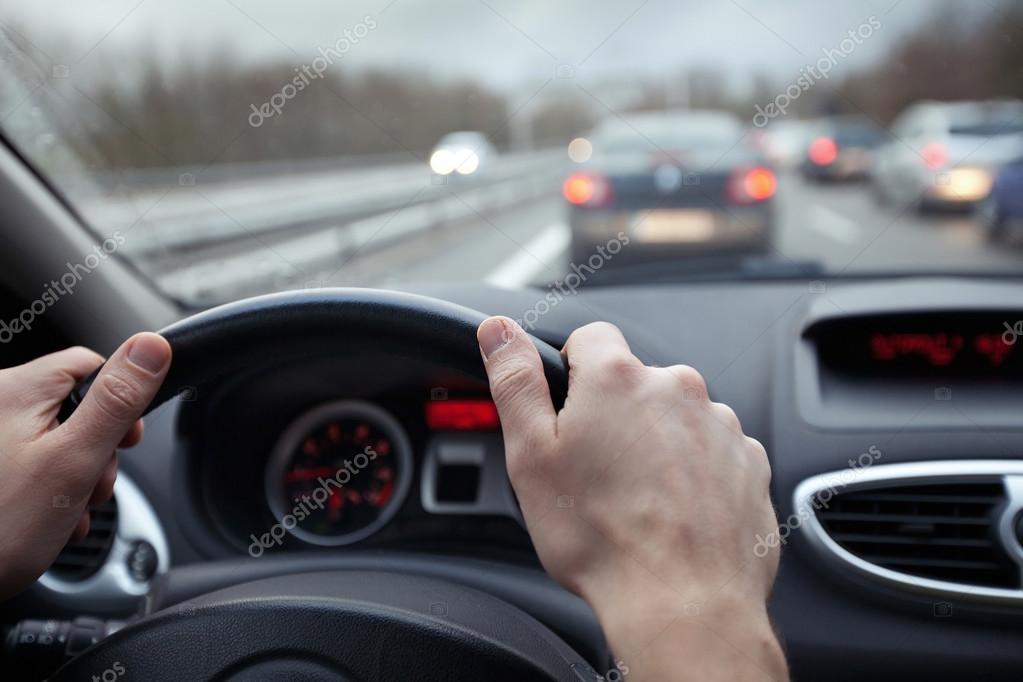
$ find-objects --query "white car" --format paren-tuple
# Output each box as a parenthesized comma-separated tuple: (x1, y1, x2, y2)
(870, 99, 1023, 211)
(428, 132, 496, 177)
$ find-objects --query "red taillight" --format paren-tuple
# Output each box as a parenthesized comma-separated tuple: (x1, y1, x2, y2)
(562, 172, 613, 207)
(728, 166, 777, 204)
(808, 137, 838, 165)
(921, 142, 947, 169)
(425, 400, 500, 431)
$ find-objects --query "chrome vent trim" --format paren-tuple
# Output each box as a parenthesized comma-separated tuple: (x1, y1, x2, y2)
(48, 496, 118, 581)
(794, 460, 1023, 605)
(37, 472, 169, 605)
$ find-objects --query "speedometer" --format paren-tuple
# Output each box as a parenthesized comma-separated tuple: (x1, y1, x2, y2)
(264, 400, 413, 546)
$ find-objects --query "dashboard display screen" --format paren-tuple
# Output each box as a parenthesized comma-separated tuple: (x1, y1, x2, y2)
(813, 313, 1023, 379)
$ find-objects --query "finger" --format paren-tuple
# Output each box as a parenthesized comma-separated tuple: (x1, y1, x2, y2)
(0, 347, 105, 418)
(478, 317, 557, 449)
(89, 453, 118, 505)
(562, 321, 642, 378)
(69, 511, 90, 544)
(118, 419, 145, 449)
(13, 346, 105, 385)
(57, 333, 170, 463)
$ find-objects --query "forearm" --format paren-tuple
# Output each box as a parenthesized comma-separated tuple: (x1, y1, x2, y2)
(588, 588, 788, 682)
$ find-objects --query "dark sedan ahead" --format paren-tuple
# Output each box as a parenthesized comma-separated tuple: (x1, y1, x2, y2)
(563, 111, 776, 265)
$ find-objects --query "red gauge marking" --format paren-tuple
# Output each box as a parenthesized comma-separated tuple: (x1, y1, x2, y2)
(284, 466, 337, 483)
(375, 479, 394, 507)
(327, 423, 342, 442)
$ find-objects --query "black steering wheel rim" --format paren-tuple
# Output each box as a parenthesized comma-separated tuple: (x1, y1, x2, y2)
(61, 288, 569, 419)
(54, 289, 586, 680)
(51, 570, 598, 681)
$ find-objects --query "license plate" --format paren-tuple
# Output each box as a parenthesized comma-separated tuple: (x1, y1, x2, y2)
(633, 210, 715, 242)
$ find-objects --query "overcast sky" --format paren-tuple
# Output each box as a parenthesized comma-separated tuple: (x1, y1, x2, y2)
(1, 0, 994, 93)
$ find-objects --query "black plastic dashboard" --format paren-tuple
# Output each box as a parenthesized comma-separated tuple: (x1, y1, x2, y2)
(17, 276, 1023, 681)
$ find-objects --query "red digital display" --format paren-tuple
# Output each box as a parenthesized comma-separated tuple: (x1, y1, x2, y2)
(869, 332, 1015, 368)
(425, 399, 500, 431)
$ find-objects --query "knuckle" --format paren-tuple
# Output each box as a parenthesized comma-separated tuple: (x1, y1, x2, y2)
(585, 320, 623, 337)
(600, 351, 643, 380)
(711, 402, 741, 432)
(668, 364, 708, 399)
(93, 373, 143, 421)
(490, 358, 538, 404)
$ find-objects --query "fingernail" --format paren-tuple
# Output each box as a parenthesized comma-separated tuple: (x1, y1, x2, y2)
(127, 333, 170, 374)
(478, 317, 514, 360)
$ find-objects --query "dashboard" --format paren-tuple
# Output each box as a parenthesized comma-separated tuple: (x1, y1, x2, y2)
(8, 276, 1023, 681)
(185, 352, 530, 561)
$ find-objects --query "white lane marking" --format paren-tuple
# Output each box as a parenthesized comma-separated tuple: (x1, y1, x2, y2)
(485, 222, 570, 289)
(809, 205, 862, 245)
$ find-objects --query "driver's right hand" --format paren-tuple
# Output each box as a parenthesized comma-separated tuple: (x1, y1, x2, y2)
(478, 317, 788, 681)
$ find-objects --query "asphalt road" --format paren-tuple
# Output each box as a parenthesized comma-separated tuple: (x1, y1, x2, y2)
(301, 170, 1022, 292)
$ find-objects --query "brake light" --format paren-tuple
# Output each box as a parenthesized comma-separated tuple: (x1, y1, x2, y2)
(921, 142, 948, 169)
(562, 172, 613, 207)
(728, 166, 777, 204)
(425, 400, 500, 431)
(808, 137, 838, 165)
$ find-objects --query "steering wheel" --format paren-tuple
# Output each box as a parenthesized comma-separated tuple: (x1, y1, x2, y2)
(53, 289, 596, 681)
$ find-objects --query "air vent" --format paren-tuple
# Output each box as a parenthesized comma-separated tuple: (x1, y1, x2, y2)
(48, 497, 118, 581)
(815, 482, 1017, 589)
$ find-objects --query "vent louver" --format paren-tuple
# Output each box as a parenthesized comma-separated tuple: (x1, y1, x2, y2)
(48, 497, 118, 581)
(815, 481, 1018, 589)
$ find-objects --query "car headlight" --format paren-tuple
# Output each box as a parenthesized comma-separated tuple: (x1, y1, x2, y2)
(455, 150, 480, 175)
(429, 149, 456, 175)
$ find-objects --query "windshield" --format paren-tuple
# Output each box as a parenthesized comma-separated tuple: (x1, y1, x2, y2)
(1, 1, 1022, 303)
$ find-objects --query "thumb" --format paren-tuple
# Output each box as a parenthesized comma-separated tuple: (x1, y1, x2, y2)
(59, 332, 171, 456)
(478, 317, 556, 449)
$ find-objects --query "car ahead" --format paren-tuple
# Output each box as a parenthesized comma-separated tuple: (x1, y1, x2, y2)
(800, 116, 885, 182)
(760, 119, 819, 169)
(980, 156, 1023, 244)
(870, 99, 1023, 211)
(562, 111, 777, 265)
(428, 131, 496, 179)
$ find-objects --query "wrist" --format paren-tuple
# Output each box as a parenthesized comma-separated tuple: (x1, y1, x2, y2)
(584, 583, 787, 681)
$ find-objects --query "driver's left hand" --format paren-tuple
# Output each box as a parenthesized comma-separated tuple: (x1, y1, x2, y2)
(0, 333, 170, 599)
